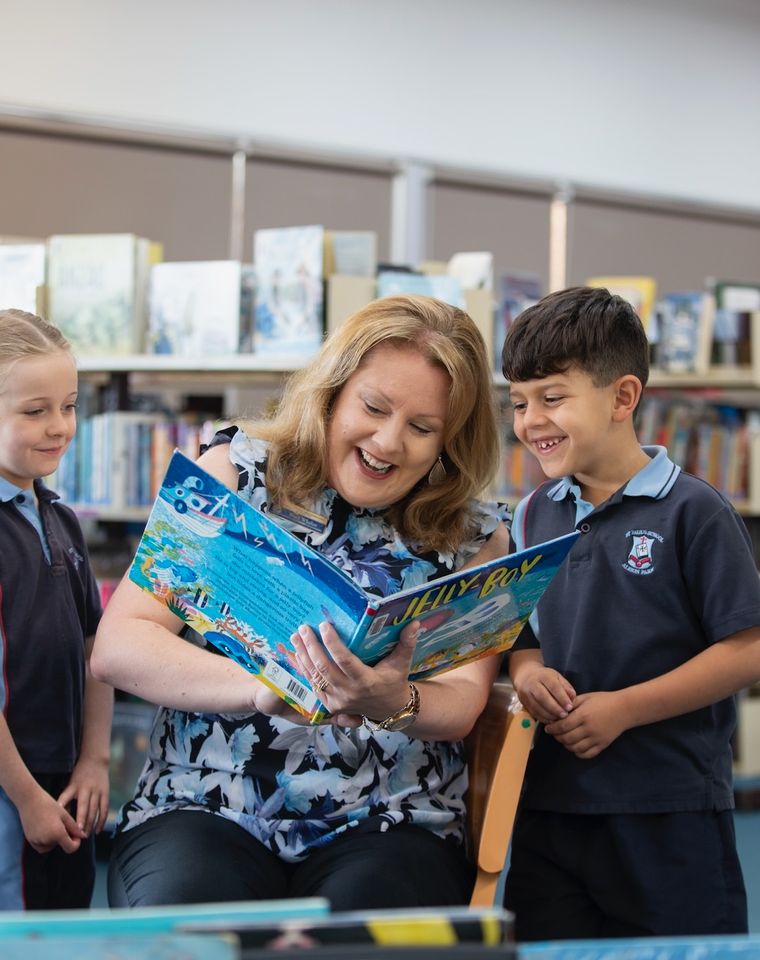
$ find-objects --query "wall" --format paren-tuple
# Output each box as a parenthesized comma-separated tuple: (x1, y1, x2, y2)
(3, 0, 760, 210)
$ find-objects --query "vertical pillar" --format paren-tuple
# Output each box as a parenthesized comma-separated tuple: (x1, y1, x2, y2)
(390, 161, 433, 267)
(228, 148, 248, 262)
(549, 183, 573, 292)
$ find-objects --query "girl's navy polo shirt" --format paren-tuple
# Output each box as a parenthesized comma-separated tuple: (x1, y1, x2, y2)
(511, 446, 760, 814)
(0, 478, 102, 773)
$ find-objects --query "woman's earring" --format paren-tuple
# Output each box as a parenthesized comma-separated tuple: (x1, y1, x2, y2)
(427, 455, 447, 486)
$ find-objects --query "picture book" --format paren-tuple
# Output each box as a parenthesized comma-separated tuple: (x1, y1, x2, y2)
(652, 291, 715, 375)
(585, 275, 657, 332)
(46, 233, 153, 355)
(0, 242, 46, 314)
(711, 280, 760, 367)
(128, 451, 579, 722)
(180, 904, 514, 951)
(447, 251, 494, 291)
(495, 271, 542, 371)
(376, 270, 465, 308)
(147, 260, 251, 357)
(253, 224, 324, 356)
(323, 230, 377, 277)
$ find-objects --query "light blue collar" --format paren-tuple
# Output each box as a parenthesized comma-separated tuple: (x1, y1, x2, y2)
(545, 445, 680, 504)
(0, 476, 51, 562)
(0, 475, 32, 505)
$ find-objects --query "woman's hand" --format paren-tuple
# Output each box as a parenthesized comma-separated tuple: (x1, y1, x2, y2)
(250, 681, 314, 725)
(291, 620, 420, 726)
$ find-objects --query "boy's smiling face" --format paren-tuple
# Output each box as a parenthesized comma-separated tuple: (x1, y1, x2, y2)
(508, 365, 628, 491)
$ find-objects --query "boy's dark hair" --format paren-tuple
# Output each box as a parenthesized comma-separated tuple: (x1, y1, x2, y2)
(501, 286, 650, 388)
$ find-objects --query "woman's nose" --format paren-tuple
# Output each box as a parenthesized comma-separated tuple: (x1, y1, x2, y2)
(374, 418, 404, 454)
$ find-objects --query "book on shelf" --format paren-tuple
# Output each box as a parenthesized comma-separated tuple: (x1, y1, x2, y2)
(323, 230, 377, 277)
(585, 275, 657, 332)
(650, 291, 715, 375)
(128, 450, 579, 722)
(253, 224, 324, 355)
(0, 242, 46, 314)
(495, 271, 542, 371)
(147, 260, 255, 356)
(710, 279, 760, 367)
(376, 270, 465, 306)
(50, 411, 163, 511)
(325, 274, 377, 335)
(46, 233, 156, 355)
(376, 270, 494, 365)
(447, 251, 494, 291)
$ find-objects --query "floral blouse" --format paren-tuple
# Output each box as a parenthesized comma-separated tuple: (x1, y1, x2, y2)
(116, 428, 510, 862)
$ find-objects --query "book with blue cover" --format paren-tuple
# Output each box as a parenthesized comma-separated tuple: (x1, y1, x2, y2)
(128, 450, 578, 721)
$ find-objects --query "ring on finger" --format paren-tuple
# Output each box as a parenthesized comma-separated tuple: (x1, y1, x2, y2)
(313, 674, 329, 694)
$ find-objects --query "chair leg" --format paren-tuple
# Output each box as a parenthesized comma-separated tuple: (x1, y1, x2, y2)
(469, 870, 498, 908)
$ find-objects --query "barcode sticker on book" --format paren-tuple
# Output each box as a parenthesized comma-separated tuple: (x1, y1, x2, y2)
(263, 661, 318, 712)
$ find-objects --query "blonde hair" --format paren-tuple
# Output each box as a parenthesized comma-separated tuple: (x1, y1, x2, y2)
(0, 309, 72, 386)
(243, 295, 500, 553)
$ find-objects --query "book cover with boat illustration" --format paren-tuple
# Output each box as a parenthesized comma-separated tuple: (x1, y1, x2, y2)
(129, 450, 578, 721)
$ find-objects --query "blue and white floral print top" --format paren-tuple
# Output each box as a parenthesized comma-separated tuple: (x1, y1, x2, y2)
(116, 428, 510, 862)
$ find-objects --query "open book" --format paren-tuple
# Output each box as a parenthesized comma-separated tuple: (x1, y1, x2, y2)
(129, 451, 578, 721)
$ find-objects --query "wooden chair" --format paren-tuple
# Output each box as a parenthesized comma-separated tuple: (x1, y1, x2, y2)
(466, 680, 536, 907)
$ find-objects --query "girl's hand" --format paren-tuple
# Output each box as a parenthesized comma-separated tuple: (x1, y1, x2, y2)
(58, 755, 110, 836)
(18, 786, 86, 854)
(291, 619, 420, 726)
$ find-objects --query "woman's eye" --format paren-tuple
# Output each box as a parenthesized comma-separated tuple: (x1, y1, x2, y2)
(411, 423, 433, 436)
(364, 402, 383, 415)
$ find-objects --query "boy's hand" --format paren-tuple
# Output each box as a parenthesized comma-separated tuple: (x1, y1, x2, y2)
(544, 690, 628, 758)
(18, 787, 86, 854)
(512, 664, 576, 724)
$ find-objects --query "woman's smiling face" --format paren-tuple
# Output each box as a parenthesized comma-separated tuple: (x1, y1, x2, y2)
(326, 342, 450, 509)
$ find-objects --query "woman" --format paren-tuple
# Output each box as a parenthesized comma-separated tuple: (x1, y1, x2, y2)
(92, 294, 510, 909)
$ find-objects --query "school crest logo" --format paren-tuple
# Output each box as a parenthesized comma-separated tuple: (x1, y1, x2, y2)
(622, 529, 663, 576)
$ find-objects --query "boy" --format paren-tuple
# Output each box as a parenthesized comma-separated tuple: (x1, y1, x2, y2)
(501, 286, 760, 940)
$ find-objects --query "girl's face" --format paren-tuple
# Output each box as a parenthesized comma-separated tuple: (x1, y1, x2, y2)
(326, 342, 450, 510)
(0, 352, 78, 489)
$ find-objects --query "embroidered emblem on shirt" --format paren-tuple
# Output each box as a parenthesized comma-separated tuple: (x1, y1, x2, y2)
(67, 545, 84, 570)
(622, 529, 663, 576)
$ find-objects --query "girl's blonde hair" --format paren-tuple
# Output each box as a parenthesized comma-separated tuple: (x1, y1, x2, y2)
(243, 295, 500, 553)
(0, 309, 72, 385)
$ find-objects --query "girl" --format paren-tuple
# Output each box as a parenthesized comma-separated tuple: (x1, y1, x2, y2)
(0, 308, 113, 910)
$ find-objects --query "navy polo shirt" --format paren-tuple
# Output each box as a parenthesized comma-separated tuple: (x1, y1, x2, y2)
(0, 478, 102, 772)
(511, 446, 760, 814)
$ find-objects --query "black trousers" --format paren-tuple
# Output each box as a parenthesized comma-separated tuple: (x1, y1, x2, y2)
(504, 808, 748, 941)
(108, 810, 474, 910)
(2, 772, 96, 910)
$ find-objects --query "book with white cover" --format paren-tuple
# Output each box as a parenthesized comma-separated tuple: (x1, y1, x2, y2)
(253, 225, 324, 355)
(147, 260, 247, 356)
(47, 233, 151, 355)
(0, 243, 46, 314)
